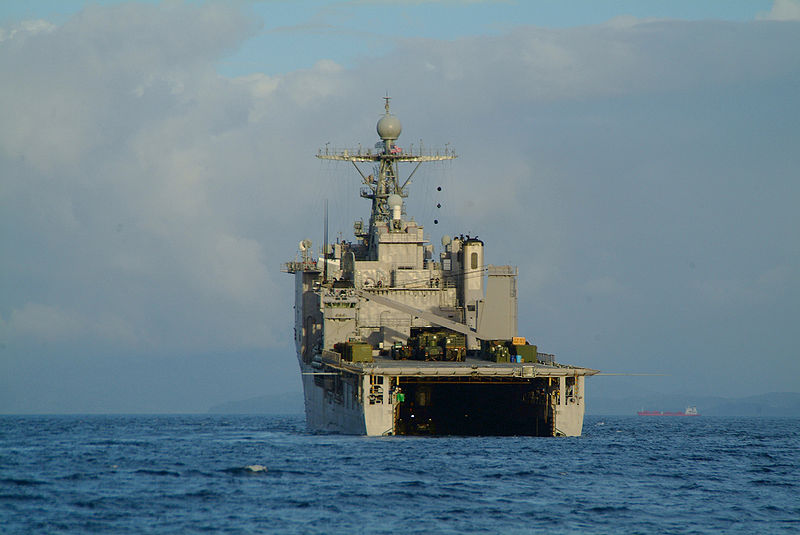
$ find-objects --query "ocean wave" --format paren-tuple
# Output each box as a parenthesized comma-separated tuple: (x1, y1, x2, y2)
(134, 469, 181, 477)
(0, 477, 47, 486)
(220, 465, 270, 476)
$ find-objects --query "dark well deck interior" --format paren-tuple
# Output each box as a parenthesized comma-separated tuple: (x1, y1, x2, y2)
(322, 354, 597, 436)
(395, 376, 555, 436)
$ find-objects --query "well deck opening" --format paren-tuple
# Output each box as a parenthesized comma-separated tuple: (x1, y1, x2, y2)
(394, 377, 554, 436)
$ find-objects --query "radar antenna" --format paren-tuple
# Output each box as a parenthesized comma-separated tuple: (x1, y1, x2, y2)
(317, 97, 456, 253)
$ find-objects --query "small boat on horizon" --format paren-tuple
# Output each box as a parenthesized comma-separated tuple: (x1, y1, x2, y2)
(637, 406, 699, 416)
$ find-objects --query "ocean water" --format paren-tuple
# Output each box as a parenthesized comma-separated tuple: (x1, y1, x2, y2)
(1, 415, 797, 534)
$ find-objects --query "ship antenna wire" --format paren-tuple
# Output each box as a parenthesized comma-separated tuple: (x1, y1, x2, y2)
(323, 199, 328, 283)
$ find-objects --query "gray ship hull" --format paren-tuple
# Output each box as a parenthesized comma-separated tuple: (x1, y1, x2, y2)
(296, 347, 593, 437)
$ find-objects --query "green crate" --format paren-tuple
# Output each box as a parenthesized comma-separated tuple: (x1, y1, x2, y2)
(512, 344, 537, 363)
(482, 340, 511, 362)
(348, 342, 373, 362)
(335, 341, 373, 362)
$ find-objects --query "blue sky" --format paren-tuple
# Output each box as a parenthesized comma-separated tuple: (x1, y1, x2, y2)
(1, 1, 798, 413)
(0, 0, 779, 76)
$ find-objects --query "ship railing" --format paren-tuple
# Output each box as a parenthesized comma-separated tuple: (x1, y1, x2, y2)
(322, 350, 342, 366)
(317, 144, 457, 160)
(282, 260, 320, 273)
(537, 352, 555, 365)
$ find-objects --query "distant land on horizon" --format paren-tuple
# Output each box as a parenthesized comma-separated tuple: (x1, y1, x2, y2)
(207, 391, 800, 417)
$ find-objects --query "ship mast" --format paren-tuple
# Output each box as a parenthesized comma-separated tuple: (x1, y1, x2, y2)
(317, 97, 456, 252)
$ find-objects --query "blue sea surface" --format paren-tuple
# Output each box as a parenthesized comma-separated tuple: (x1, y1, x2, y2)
(1, 415, 798, 533)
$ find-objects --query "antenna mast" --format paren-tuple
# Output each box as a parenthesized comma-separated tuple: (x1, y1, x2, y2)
(323, 199, 328, 283)
(317, 98, 456, 251)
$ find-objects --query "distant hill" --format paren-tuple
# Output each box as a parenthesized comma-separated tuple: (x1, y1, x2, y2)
(208, 392, 303, 414)
(588, 391, 800, 416)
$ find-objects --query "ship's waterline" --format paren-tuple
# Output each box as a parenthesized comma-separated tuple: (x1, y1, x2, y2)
(283, 98, 597, 436)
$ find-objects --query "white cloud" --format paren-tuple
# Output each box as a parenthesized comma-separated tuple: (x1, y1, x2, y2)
(0, 19, 55, 42)
(1, 3, 276, 354)
(344, 0, 501, 5)
(757, 0, 800, 21)
(3, 303, 136, 343)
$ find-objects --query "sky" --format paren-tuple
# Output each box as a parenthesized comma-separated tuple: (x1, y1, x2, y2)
(1, 0, 798, 413)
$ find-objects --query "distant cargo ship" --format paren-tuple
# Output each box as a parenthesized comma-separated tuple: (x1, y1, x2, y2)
(637, 406, 699, 416)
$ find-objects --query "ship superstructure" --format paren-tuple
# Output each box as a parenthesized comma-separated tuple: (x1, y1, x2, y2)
(283, 99, 597, 436)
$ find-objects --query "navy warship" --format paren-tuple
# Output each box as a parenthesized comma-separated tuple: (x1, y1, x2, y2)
(283, 98, 597, 436)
